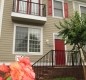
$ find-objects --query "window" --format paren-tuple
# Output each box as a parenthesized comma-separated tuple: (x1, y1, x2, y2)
(80, 6, 86, 17)
(29, 28, 41, 52)
(16, 0, 41, 16)
(31, 0, 40, 16)
(53, 0, 64, 17)
(18, 0, 27, 13)
(14, 24, 43, 55)
(15, 27, 28, 52)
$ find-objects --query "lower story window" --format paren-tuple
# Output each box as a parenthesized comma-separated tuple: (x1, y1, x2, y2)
(15, 27, 28, 52)
(14, 25, 43, 54)
(29, 28, 41, 52)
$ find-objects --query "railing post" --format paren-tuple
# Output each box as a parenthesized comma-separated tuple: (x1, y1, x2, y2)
(43, 5, 46, 17)
(52, 50, 53, 67)
(29, 0, 31, 14)
(79, 52, 82, 66)
(27, 0, 29, 14)
(17, 0, 19, 12)
(38, 0, 40, 16)
(71, 52, 74, 66)
(12, 0, 14, 12)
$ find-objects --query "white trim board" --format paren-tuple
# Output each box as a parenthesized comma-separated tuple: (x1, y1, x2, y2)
(0, 0, 5, 37)
(0, 62, 11, 65)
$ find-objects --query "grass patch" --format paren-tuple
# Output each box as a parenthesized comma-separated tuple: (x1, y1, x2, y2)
(53, 77, 76, 80)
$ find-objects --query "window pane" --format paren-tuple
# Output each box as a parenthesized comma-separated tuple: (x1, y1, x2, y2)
(15, 27, 28, 52)
(31, 3, 39, 16)
(80, 6, 86, 17)
(80, 6, 86, 14)
(54, 9, 63, 17)
(54, 0, 62, 9)
(19, 0, 27, 13)
(54, 0, 63, 17)
(29, 28, 41, 52)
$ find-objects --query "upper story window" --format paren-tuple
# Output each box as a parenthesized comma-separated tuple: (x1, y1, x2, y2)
(53, 0, 64, 18)
(13, 24, 43, 55)
(18, 0, 40, 15)
(13, 0, 46, 17)
(80, 6, 86, 17)
(18, 0, 27, 14)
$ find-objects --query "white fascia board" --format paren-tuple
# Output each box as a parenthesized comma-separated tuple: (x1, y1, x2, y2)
(11, 12, 47, 21)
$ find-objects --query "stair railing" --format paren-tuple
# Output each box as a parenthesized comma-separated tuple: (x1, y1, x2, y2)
(32, 50, 82, 80)
(32, 50, 53, 80)
(33, 50, 54, 67)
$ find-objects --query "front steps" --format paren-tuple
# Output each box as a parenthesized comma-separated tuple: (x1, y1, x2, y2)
(33, 66, 84, 80)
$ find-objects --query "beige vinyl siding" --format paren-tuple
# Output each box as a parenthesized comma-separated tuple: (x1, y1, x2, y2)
(0, 0, 1, 37)
(68, 1, 74, 17)
(0, 0, 77, 62)
(74, 1, 79, 12)
(0, 0, 15, 62)
(0, 0, 1, 8)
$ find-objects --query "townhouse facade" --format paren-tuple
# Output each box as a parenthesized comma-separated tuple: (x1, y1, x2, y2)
(0, 0, 86, 64)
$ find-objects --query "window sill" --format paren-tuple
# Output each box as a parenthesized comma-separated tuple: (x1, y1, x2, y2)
(13, 52, 43, 55)
(52, 16, 64, 19)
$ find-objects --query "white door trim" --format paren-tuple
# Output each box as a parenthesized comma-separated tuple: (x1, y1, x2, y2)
(53, 33, 67, 65)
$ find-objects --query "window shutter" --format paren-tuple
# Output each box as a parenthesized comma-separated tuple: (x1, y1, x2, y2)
(64, 3, 68, 18)
(48, 0, 52, 16)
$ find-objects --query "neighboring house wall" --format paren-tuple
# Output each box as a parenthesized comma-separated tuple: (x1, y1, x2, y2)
(73, 1, 86, 14)
(0, 0, 86, 62)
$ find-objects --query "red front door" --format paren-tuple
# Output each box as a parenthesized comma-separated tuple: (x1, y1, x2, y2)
(55, 39, 65, 65)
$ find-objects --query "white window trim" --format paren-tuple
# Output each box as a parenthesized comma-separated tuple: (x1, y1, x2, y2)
(73, 1, 75, 12)
(0, 0, 5, 37)
(52, 0, 64, 19)
(0, 62, 11, 65)
(79, 4, 86, 17)
(13, 23, 43, 55)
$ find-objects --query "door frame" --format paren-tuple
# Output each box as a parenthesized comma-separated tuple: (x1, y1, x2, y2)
(53, 33, 67, 65)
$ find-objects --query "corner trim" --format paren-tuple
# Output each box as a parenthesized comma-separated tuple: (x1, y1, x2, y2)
(0, 0, 5, 37)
